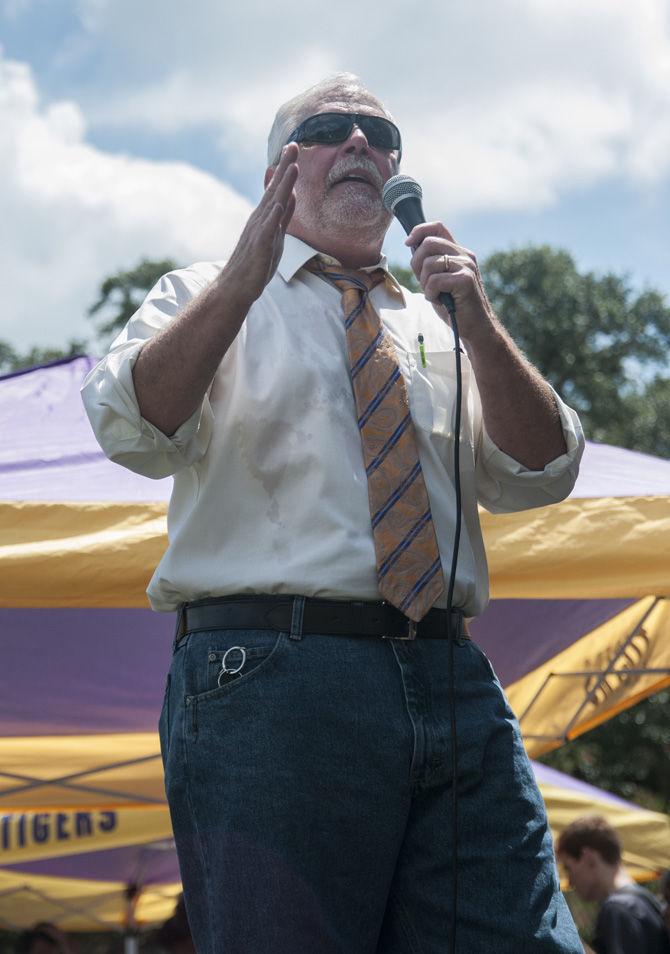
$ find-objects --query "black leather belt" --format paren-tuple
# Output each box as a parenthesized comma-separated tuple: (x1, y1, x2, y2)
(175, 595, 468, 646)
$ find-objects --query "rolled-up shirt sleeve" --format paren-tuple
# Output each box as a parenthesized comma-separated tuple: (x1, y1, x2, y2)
(81, 268, 214, 479)
(475, 388, 585, 513)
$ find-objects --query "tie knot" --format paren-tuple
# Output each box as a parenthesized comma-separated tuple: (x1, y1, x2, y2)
(306, 256, 386, 297)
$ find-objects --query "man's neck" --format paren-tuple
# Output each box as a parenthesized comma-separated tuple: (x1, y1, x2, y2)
(612, 866, 636, 892)
(287, 227, 384, 269)
(586, 863, 631, 903)
(598, 865, 635, 901)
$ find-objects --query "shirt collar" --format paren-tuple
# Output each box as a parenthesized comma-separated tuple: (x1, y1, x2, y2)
(277, 235, 406, 304)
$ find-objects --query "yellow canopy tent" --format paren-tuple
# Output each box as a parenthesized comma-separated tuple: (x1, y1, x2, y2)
(1, 765, 668, 931)
(2, 357, 669, 929)
(0, 807, 177, 931)
(472, 444, 670, 754)
(3, 360, 669, 766)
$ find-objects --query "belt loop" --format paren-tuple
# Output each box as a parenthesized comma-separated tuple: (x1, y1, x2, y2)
(450, 608, 468, 642)
(289, 596, 306, 641)
(447, 608, 456, 641)
(173, 603, 186, 653)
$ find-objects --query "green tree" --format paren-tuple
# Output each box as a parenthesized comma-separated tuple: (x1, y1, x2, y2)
(88, 257, 178, 345)
(480, 246, 670, 450)
(1, 258, 177, 374)
(539, 690, 670, 813)
(0, 340, 18, 374)
(0, 338, 87, 375)
(389, 264, 420, 292)
(1, 258, 179, 374)
(604, 375, 670, 459)
(395, 246, 670, 456)
(390, 249, 670, 808)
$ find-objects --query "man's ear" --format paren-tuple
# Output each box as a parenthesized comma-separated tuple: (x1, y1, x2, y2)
(581, 846, 599, 868)
(264, 166, 275, 189)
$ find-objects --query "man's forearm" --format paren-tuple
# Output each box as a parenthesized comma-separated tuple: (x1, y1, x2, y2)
(132, 269, 252, 437)
(464, 320, 567, 471)
(404, 223, 569, 470)
(132, 143, 299, 438)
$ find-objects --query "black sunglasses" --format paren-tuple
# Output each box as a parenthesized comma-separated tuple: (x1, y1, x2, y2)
(288, 112, 402, 159)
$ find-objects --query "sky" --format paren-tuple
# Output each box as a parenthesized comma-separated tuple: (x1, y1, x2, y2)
(1, 0, 669, 351)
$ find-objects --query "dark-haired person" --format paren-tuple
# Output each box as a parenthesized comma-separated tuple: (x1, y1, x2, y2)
(557, 815, 670, 954)
(83, 72, 585, 953)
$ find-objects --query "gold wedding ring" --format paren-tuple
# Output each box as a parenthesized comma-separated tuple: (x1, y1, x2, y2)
(442, 254, 451, 272)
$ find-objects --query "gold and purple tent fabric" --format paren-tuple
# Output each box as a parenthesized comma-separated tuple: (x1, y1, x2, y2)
(0, 358, 179, 929)
(0, 807, 178, 930)
(0, 768, 667, 930)
(1, 356, 669, 928)
(471, 441, 670, 755)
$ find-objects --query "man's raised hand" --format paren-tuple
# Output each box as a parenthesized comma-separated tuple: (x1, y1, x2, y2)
(222, 143, 299, 309)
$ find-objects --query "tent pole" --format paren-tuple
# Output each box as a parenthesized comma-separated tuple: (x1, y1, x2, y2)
(123, 882, 141, 954)
(124, 934, 139, 954)
(562, 596, 663, 739)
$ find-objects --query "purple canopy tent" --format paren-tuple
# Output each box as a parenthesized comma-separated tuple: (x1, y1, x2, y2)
(1, 356, 669, 928)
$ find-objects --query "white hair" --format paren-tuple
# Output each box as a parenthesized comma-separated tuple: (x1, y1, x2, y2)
(266, 72, 394, 167)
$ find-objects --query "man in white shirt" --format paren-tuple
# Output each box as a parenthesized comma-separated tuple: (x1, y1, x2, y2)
(83, 73, 584, 953)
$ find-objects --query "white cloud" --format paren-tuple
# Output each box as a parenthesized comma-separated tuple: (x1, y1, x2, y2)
(90, 47, 339, 169)
(2, 0, 669, 351)
(73, 0, 670, 214)
(0, 53, 252, 350)
(401, 82, 632, 215)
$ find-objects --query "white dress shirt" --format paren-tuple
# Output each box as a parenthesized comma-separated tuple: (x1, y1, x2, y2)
(81, 236, 584, 615)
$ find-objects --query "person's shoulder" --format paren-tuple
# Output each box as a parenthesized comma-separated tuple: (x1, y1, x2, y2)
(600, 887, 639, 913)
(596, 890, 639, 931)
(162, 260, 226, 291)
(141, 261, 227, 310)
(598, 886, 670, 949)
(606, 885, 663, 912)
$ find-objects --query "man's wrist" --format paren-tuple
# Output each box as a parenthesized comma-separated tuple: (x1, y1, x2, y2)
(215, 264, 258, 318)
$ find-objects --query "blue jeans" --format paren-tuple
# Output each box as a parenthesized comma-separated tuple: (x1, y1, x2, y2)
(159, 622, 582, 953)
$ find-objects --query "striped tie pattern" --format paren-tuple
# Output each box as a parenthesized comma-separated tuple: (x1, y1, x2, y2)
(307, 257, 444, 622)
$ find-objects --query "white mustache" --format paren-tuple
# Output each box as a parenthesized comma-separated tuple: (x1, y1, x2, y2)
(326, 157, 384, 191)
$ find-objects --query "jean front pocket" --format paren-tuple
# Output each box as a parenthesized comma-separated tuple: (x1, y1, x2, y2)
(185, 629, 287, 705)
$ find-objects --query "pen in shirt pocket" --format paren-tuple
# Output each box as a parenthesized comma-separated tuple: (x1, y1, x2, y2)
(418, 333, 427, 368)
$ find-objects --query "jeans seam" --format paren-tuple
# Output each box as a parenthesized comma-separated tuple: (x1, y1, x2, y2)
(390, 642, 422, 787)
(179, 641, 215, 954)
(387, 888, 426, 954)
(161, 673, 171, 759)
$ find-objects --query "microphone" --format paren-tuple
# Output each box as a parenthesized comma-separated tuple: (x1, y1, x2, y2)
(382, 174, 455, 317)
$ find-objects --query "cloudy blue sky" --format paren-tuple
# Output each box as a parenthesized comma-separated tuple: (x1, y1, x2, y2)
(1, 0, 669, 351)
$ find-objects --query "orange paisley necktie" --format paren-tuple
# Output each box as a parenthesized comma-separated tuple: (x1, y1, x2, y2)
(307, 257, 445, 622)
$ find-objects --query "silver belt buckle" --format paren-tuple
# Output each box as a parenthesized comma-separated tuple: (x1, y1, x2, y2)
(383, 619, 417, 640)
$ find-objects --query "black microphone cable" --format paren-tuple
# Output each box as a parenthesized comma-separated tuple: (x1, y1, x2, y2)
(383, 174, 463, 954)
